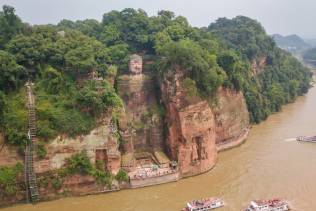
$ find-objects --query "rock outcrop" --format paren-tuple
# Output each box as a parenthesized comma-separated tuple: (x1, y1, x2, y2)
(160, 68, 250, 177)
(214, 87, 250, 145)
(35, 119, 121, 175)
(117, 55, 166, 171)
(0, 133, 22, 166)
(161, 70, 217, 177)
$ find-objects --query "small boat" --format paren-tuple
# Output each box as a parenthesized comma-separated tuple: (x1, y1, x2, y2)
(182, 197, 224, 211)
(244, 198, 290, 211)
(297, 136, 316, 143)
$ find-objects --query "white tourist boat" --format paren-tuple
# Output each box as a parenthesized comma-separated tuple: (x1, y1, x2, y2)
(244, 199, 290, 211)
(182, 197, 224, 211)
(297, 135, 316, 143)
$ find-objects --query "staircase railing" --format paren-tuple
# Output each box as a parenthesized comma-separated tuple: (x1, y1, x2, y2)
(24, 82, 39, 203)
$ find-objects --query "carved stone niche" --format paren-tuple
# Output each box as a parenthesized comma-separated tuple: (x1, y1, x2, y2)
(129, 54, 143, 74)
(191, 136, 205, 164)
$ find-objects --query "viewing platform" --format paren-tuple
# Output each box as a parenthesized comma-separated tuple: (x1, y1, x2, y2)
(128, 163, 179, 188)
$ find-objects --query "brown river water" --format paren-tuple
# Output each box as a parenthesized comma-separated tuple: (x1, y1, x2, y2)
(3, 80, 316, 211)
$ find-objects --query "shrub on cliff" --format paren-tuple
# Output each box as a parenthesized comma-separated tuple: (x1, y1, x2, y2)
(51, 177, 62, 190)
(0, 163, 23, 196)
(115, 169, 129, 183)
(65, 151, 93, 175)
(92, 170, 113, 187)
(62, 151, 114, 187)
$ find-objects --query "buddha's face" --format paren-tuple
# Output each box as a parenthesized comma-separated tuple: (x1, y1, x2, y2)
(130, 60, 142, 74)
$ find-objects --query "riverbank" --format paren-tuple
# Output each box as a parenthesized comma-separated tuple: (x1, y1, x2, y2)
(0, 128, 251, 208)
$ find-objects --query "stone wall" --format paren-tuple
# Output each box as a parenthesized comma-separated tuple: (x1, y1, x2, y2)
(130, 171, 179, 188)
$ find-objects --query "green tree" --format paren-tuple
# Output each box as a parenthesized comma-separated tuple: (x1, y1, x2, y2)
(0, 5, 24, 48)
(267, 83, 285, 112)
(0, 50, 25, 91)
(66, 151, 93, 175)
(0, 163, 23, 196)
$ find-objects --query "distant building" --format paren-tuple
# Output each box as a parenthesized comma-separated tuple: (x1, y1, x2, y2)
(129, 54, 142, 74)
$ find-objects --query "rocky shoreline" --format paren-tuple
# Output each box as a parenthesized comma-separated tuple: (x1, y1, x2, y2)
(217, 128, 250, 152)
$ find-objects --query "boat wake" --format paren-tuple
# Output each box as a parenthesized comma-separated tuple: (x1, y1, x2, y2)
(284, 138, 297, 142)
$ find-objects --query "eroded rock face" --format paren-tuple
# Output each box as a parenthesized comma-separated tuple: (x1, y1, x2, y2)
(0, 133, 22, 166)
(167, 101, 217, 177)
(161, 71, 217, 177)
(117, 71, 164, 169)
(160, 69, 250, 177)
(214, 87, 250, 145)
(35, 123, 121, 175)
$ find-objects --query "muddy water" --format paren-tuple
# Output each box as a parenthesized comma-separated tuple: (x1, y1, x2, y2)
(3, 84, 316, 211)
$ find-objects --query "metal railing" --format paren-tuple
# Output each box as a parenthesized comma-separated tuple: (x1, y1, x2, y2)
(24, 82, 39, 203)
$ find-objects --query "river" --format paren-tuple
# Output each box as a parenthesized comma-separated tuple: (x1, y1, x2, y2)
(3, 80, 316, 211)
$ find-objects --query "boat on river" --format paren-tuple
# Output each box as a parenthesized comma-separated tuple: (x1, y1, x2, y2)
(244, 198, 290, 211)
(296, 135, 316, 143)
(182, 197, 224, 211)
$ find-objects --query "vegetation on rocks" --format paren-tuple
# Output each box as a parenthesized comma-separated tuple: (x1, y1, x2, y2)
(0, 5, 313, 203)
(115, 169, 129, 182)
(209, 16, 312, 122)
(0, 5, 312, 148)
(0, 163, 23, 196)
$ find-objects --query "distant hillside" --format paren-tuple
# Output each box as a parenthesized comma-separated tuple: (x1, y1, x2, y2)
(304, 38, 316, 47)
(272, 34, 310, 52)
(303, 47, 316, 67)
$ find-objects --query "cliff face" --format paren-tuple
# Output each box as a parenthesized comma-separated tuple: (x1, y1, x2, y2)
(0, 133, 22, 166)
(116, 56, 167, 172)
(214, 87, 250, 145)
(0, 57, 250, 205)
(117, 74, 163, 154)
(0, 116, 121, 175)
(160, 69, 249, 177)
(35, 120, 121, 175)
(161, 71, 217, 177)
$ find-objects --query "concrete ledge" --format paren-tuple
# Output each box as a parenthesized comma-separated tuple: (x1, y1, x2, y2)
(130, 171, 179, 188)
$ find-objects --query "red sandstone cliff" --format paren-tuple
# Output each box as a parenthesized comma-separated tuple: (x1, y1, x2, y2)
(214, 87, 250, 145)
(161, 71, 218, 177)
(161, 69, 249, 177)
(0, 56, 250, 205)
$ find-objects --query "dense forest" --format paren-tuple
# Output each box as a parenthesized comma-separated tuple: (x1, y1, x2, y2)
(0, 5, 312, 150)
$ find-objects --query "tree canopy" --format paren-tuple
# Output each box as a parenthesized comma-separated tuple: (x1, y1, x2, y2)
(0, 5, 312, 145)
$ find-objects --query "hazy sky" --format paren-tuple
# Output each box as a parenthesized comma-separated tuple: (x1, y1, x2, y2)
(1, 0, 315, 38)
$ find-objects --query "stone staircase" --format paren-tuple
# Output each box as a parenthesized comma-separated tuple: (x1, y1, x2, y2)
(24, 82, 39, 203)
